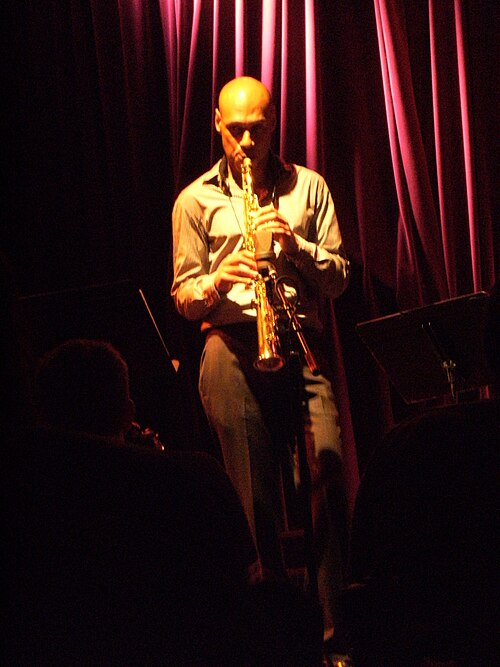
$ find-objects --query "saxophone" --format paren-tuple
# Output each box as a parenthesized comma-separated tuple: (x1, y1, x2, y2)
(241, 157, 284, 372)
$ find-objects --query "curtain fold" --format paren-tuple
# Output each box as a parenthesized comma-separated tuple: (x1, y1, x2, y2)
(374, 0, 448, 306)
(453, 0, 484, 291)
(373, 0, 497, 306)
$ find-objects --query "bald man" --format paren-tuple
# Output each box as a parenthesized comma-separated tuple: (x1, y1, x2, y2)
(171, 76, 350, 642)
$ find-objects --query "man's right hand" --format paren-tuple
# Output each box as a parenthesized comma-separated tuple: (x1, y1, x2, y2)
(213, 249, 258, 294)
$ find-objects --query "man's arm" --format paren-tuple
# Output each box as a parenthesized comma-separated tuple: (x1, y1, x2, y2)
(171, 194, 259, 320)
(171, 196, 222, 321)
(255, 174, 350, 299)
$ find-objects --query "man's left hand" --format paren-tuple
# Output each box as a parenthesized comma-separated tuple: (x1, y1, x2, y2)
(255, 205, 299, 257)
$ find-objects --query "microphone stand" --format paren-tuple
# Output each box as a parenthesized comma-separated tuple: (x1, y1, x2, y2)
(275, 277, 319, 602)
(256, 250, 320, 601)
(274, 279, 320, 377)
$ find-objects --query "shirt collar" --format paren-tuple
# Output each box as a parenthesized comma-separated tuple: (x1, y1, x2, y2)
(203, 154, 296, 198)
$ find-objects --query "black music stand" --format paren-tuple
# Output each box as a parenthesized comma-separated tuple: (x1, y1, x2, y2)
(356, 292, 494, 404)
(20, 280, 182, 442)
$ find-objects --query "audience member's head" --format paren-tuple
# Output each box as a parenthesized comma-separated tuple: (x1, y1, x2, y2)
(35, 339, 135, 439)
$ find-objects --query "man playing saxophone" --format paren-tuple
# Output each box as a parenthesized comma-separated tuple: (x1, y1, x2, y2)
(171, 76, 350, 648)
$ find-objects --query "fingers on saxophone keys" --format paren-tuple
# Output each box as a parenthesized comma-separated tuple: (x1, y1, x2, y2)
(234, 262, 258, 281)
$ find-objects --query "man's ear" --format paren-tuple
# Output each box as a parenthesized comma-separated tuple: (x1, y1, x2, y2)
(215, 108, 222, 133)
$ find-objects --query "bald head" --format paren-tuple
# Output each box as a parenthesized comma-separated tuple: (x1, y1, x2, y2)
(218, 77, 273, 117)
(215, 77, 276, 181)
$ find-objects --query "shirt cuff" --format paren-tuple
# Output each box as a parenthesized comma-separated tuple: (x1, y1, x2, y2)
(200, 274, 222, 308)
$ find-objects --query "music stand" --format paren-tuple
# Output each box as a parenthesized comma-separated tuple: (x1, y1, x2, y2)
(356, 292, 494, 403)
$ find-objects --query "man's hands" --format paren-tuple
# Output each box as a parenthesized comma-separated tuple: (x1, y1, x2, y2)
(213, 206, 298, 295)
(255, 205, 299, 257)
(213, 249, 258, 294)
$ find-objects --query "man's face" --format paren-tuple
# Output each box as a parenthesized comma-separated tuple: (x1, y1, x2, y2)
(215, 81, 276, 179)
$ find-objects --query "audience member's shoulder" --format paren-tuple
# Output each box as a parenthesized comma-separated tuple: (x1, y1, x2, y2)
(25, 424, 241, 486)
(10, 425, 257, 563)
(10, 425, 234, 500)
(360, 398, 499, 487)
(383, 397, 499, 446)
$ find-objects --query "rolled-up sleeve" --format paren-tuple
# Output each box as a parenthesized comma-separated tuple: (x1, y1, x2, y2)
(171, 194, 222, 321)
(283, 175, 350, 299)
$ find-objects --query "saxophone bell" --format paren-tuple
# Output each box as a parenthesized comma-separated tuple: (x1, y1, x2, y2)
(254, 256, 284, 372)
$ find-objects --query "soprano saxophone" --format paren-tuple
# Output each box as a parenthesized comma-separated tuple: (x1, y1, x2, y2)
(241, 157, 284, 371)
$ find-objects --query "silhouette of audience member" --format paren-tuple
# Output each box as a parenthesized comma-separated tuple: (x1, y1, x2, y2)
(344, 284, 499, 666)
(6, 338, 259, 665)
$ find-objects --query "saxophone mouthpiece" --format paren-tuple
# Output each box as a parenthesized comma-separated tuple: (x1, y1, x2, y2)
(233, 151, 246, 174)
(241, 156, 252, 173)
